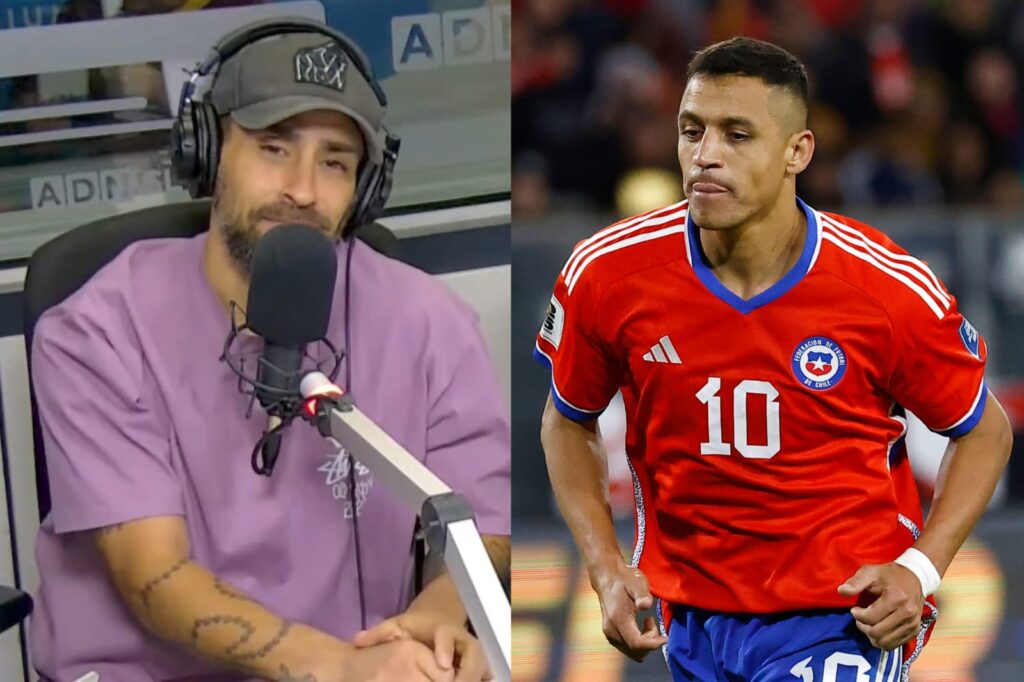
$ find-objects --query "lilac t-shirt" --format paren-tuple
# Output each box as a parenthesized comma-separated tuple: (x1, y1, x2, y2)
(29, 233, 510, 681)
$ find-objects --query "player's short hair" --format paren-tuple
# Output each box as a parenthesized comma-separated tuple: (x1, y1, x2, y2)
(687, 37, 808, 106)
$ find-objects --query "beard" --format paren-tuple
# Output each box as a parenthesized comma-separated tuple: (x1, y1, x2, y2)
(211, 171, 347, 275)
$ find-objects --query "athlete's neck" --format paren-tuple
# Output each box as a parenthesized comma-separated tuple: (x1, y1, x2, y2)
(202, 222, 250, 328)
(697, 191, 806, 301)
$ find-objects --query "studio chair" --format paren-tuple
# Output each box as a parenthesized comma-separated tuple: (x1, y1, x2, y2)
(0, 584, 32, 635)
(4, 200, 397, 635)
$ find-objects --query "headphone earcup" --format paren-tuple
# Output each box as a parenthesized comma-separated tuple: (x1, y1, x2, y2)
(374, 151, 395, 212)
(345, 164, 378, 236)
(195, 102, 222, 198)
(346, 135, 398, 235)
(171, 100, 200, 197)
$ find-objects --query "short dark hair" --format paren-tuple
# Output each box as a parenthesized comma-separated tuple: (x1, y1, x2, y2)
(687, 37, 808, 105)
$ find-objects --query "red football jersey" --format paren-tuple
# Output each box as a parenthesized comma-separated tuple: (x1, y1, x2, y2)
(535, 198, 986, 623)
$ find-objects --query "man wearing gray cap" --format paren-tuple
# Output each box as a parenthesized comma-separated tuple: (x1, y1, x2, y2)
(29, 18, 509, 682)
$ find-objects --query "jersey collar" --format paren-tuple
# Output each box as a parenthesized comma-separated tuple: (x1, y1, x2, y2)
(684, 196, 821, 314)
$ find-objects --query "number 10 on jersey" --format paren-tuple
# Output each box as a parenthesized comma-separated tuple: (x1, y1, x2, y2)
(696, 377, 781, 459)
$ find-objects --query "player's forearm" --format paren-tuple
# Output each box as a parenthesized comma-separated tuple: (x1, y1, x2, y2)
(118, 557, 351, 680)
(541, 399, 624, 576)
(915, 395, 1013, 575)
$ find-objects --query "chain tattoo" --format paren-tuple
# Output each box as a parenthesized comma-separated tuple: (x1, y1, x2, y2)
(190, 614, 255, 654)
(214, 577, 259, 604)
(139, 557, 189, 612)
(235, 620, 293, 661)
(189, 615, 293, 663)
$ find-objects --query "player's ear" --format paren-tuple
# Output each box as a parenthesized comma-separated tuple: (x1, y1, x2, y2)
(786, 128, 814, 176)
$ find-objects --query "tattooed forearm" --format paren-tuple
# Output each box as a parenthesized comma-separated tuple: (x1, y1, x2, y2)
(214, 577, 259, 605)
(235, 620, 293, 661)
(139, 557, 189, 612)
(189, 614, 293, 665)
(277, 665, 318, 682)
(190, 614, 255, 653)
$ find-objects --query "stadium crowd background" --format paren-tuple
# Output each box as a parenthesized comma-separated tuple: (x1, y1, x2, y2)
(512, 0, 1024, 217)
(511, 1, 1024, 680)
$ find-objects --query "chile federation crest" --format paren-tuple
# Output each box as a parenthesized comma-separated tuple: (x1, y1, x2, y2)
(792, 336, 847, 391)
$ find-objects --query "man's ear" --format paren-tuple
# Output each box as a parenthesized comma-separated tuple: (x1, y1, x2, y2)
(786, 129, 815, 176)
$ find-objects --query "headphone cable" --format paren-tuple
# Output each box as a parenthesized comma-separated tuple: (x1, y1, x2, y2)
(343, 237, 368, 632)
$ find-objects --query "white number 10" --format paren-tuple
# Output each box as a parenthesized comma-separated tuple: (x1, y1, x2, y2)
(696, 377, 780, 459)
(790, 653, 871, 682)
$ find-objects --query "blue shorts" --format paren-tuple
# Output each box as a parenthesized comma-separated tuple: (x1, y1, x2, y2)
(663, 603, 907, 682)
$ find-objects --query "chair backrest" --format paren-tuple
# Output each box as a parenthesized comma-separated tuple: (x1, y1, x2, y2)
(23, 200, 398, 519)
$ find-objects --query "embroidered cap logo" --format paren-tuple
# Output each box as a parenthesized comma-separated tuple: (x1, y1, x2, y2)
(294, 41, 348, 91)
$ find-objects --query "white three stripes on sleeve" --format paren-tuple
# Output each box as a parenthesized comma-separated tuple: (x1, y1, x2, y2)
(562, 201, 687, 278)
(819, 214, 950, 319)
(567, 224, 688, 294)
(561, 203, 689, 295)
(820, 215, 949, 304)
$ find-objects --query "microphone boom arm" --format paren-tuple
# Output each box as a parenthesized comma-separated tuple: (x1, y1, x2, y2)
(299, 374, 512, 682)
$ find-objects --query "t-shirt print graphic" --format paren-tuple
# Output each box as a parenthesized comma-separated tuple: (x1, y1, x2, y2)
(318, 440, 374, 518)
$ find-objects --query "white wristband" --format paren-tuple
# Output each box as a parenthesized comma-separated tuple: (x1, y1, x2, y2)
(893, 547, 941, 597)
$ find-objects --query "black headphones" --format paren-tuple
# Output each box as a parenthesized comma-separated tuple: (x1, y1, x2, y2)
(171, 17, 401, 235)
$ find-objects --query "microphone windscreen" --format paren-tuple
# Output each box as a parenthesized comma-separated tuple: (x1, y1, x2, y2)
(246, 224, 338, 344)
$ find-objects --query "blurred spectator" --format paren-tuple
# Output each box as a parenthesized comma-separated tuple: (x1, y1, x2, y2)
(836, 122, 942, 206)
(939, 121, 993, 204)
(512, 0, 1024, 217)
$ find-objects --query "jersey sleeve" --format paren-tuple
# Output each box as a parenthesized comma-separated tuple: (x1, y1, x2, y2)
(32, 300, 184, 535)
(533, 259, 621, 422)
(888, 291, 988, 439)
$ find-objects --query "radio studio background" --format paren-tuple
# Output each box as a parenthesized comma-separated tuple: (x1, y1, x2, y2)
(0, 0, 509, 678)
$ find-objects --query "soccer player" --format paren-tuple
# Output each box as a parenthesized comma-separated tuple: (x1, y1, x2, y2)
(534, 37, 1013, 681)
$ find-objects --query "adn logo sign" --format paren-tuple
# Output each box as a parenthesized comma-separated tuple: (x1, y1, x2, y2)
(30, 167, 173, 210)
(392, 6, 510, 72)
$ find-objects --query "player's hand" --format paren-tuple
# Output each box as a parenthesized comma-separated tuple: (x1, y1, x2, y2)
(354, 612, 491, 681)
(591, 563, 668, 662)
(337, 638, 457, 682)
(838, 562, 924, 651)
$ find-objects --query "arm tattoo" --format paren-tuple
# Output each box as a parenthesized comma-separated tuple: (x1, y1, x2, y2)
(277, 665, 318, 682)
(234, 620, 293, 662)
(214, 577, 259, 605)
(190, 614, 255, 654)
(189, 615, 293, 664)
(139, 557, 188, 612)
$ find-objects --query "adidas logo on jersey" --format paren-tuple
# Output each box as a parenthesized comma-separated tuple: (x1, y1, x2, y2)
(643, 336, 681, 364)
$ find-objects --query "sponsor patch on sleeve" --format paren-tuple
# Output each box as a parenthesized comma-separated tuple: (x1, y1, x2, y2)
(959, 318, 981, 359)
(540, 295, 564, 349)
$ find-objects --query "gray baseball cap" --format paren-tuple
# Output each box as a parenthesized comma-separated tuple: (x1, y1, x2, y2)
(211, 31, 386, 164)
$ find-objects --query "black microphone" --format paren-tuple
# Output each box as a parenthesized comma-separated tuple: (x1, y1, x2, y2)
(246, 224, 338, 475)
